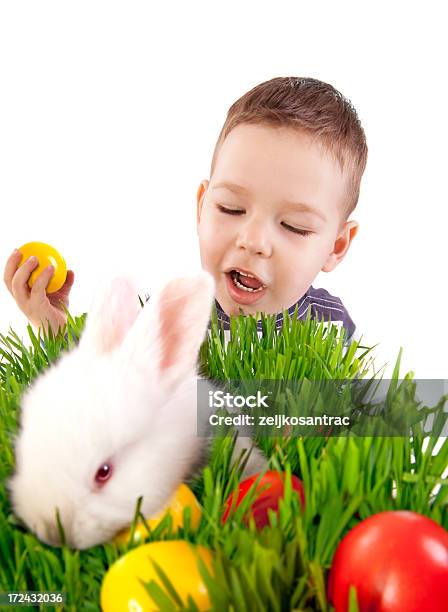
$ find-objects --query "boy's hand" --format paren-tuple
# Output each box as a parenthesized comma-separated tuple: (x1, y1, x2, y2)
(3, 249, 75, 336)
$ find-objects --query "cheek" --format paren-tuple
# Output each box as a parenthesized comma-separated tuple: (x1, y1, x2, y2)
(199, 205, 218, 239)
(198, 219, 223, 269)
(277, 234, 331, 275)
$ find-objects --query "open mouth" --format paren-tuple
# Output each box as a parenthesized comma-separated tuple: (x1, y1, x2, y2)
(230, 270, 266, 293)
(225, 269, 267, 305)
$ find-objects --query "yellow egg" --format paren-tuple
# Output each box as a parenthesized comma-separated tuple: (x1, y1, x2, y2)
(114, 484, 202, 545)
(100, 540, 213, 612)
(18, 241, 67, 294)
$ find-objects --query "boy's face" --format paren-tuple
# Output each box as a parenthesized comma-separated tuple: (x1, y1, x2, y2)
(196, 124, 358, 316)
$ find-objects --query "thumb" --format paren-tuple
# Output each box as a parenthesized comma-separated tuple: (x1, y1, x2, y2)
(59, 270, 75, 295)
(64, 270, 75, 289)
(50, 270, 75, 306)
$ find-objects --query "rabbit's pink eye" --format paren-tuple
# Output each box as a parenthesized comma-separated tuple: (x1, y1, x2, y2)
(95, 463, 113, 485)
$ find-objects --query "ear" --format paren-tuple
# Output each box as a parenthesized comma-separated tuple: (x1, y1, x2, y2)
(157, 272, 215, 375)
(196, 180, 209, 226)
(79, 276, 141, 356)
(124, 271, 215, 389)
(321, 220, 359, 273)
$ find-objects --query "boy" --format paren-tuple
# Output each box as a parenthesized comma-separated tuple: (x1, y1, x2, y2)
(4, 76, 367, 339)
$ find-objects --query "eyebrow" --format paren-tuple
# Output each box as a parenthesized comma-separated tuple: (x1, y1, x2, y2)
(212, 181, 327, 222)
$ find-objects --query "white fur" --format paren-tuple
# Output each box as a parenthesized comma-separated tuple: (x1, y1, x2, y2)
(8, 271, 266, 549)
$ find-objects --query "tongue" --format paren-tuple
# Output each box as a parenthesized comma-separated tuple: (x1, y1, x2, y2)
(237, 272, 263, 290)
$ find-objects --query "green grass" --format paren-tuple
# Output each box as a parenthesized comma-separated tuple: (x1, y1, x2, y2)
(0, 307, 447, 611)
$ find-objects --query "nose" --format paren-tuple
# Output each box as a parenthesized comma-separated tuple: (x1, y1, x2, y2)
(235, 217, 272, 257)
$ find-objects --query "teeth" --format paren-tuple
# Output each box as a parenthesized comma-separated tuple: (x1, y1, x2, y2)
(238, 270, 255, 278)
(230, 270, 265, 293)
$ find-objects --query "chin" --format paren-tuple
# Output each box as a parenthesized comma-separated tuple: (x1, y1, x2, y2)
(227, 299, 266, 317)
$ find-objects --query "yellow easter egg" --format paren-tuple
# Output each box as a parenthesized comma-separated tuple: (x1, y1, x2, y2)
(18, 241, 67, 294)
(114, 484, 202, 545)
(100, 540, 213, 612)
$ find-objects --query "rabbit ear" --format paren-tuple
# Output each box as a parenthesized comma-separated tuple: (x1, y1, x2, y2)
(80, 276, 141, 356)
(157, 272, 215, 377)
(123, 271, 215, 388)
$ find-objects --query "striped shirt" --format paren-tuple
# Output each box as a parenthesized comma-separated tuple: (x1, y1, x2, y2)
(213, 286, 356, 340)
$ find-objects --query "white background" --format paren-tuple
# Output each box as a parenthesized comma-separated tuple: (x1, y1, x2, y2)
(1, 1, 447, 379)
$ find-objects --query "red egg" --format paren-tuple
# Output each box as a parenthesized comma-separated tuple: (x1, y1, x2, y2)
(222, 470, 305, 529)
(327, 510, 448, 612)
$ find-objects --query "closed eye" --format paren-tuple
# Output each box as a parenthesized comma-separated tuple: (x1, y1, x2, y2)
(217, 204, 312, 236)
(217, 204, 245, 215)
(281, 222, 313, 237)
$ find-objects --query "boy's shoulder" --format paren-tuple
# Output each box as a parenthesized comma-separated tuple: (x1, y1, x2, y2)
(292, 285, 356, 340)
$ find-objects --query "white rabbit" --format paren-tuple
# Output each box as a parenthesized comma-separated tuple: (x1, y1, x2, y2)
(8, 271, 266, 550)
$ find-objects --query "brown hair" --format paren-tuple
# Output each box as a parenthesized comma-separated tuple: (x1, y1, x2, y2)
(210, 76, 368, 219)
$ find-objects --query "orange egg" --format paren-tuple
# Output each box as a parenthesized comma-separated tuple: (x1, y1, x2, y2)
(100, 540, 213, 611)
(114, 484, 202, 545)
(18, 241, 67, 294)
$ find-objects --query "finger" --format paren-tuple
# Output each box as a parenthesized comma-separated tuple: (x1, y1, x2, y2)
(58, 270, 75, 296)
(46, 269, 75, 304)
(3, 249, 22, 293)
(29, 265, 55, 303)
(66, 269, 75, 286)
(11, 256, 39, 306)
